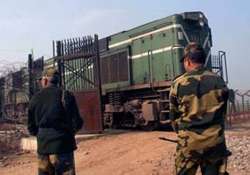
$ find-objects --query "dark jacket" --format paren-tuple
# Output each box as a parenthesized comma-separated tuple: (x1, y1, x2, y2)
(28, 86, 83, 154)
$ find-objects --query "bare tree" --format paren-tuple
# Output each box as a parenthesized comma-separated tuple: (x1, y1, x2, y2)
(0, 60, 29, 122)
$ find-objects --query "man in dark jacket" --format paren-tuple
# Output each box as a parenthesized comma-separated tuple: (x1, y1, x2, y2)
(28, 67, 83, 175)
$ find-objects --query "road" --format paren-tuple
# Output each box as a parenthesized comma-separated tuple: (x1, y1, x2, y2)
(0, 123, 250, 175)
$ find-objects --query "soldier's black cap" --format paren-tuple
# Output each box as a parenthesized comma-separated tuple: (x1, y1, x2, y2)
(180, 42, 206, 64)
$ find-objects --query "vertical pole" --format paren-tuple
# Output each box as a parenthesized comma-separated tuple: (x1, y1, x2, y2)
(56, 41, 63, 88)
(0, 78, 3, 119)
(236, 100, 240, 113)
(247, 100, 250, 112)
(52, 41, 55, 57)
(94, 34, 103, 131)
(57, 59, 62, 88)
(223, 52, 228, 84)
(41, 56, 44, 72)
(14, 90, 17, 119)
(28, 54, 33, 99)
(219, 52, 223, 77)
(242, 96, 245, 112)
(229, 103, 232, 128)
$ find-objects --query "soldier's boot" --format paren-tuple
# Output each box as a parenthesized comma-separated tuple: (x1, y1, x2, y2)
(200, 158, 229, 175)
(49, 153, 75, 175)
(38, 154, 55, 175)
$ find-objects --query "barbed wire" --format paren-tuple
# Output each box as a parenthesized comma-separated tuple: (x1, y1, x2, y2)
(0, 49, 29, 53)
(0, 61, 26, 77)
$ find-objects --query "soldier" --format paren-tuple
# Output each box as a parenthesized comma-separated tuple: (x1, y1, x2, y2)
(28, 68, 83, 175)
(169, 42, 230, 175)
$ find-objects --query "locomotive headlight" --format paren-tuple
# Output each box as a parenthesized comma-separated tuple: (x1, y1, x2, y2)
(199, 21, 204, 27)
(199, 13, 205, 27)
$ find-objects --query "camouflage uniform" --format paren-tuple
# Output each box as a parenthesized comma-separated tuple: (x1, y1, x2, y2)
(169, 67, 230, 175)
(38, 153, 75, 175)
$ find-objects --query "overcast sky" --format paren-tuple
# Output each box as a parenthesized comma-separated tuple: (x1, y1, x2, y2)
(0, 0, 249, 89)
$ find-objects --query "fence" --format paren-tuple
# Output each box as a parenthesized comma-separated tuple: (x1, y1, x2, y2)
(227, 89, 250, 127)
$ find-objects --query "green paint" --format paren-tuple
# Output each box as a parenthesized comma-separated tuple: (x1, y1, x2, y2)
(102, 12, 212, 92)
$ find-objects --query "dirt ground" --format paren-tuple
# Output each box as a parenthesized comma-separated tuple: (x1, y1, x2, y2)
(0, 123, 250, 175)
(0, 123, 28, 156)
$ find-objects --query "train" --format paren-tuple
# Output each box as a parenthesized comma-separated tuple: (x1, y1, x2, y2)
(0, 68, 29, 121)
(99, 11, 214, 129)
(0, 11, 226, 130)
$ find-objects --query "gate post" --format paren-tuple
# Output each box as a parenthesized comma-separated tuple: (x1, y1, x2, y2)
(56, 41, 64, 88)
(28, 54, 33, 99)
(94, 34, 104, 131)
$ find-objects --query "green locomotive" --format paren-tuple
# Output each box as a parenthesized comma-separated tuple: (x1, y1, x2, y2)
(99, 11, 213, 128)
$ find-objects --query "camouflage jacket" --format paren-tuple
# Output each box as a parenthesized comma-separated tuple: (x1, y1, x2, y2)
(169, 67, 229, 154)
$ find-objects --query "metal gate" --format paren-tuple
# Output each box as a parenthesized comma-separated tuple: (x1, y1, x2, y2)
(28, 55, 44, 97)
(55, 35, 103, 133)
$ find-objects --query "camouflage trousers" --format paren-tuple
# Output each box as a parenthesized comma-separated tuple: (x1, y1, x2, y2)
(175, 153, 228, 175)
(38, 152, 75, 175)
